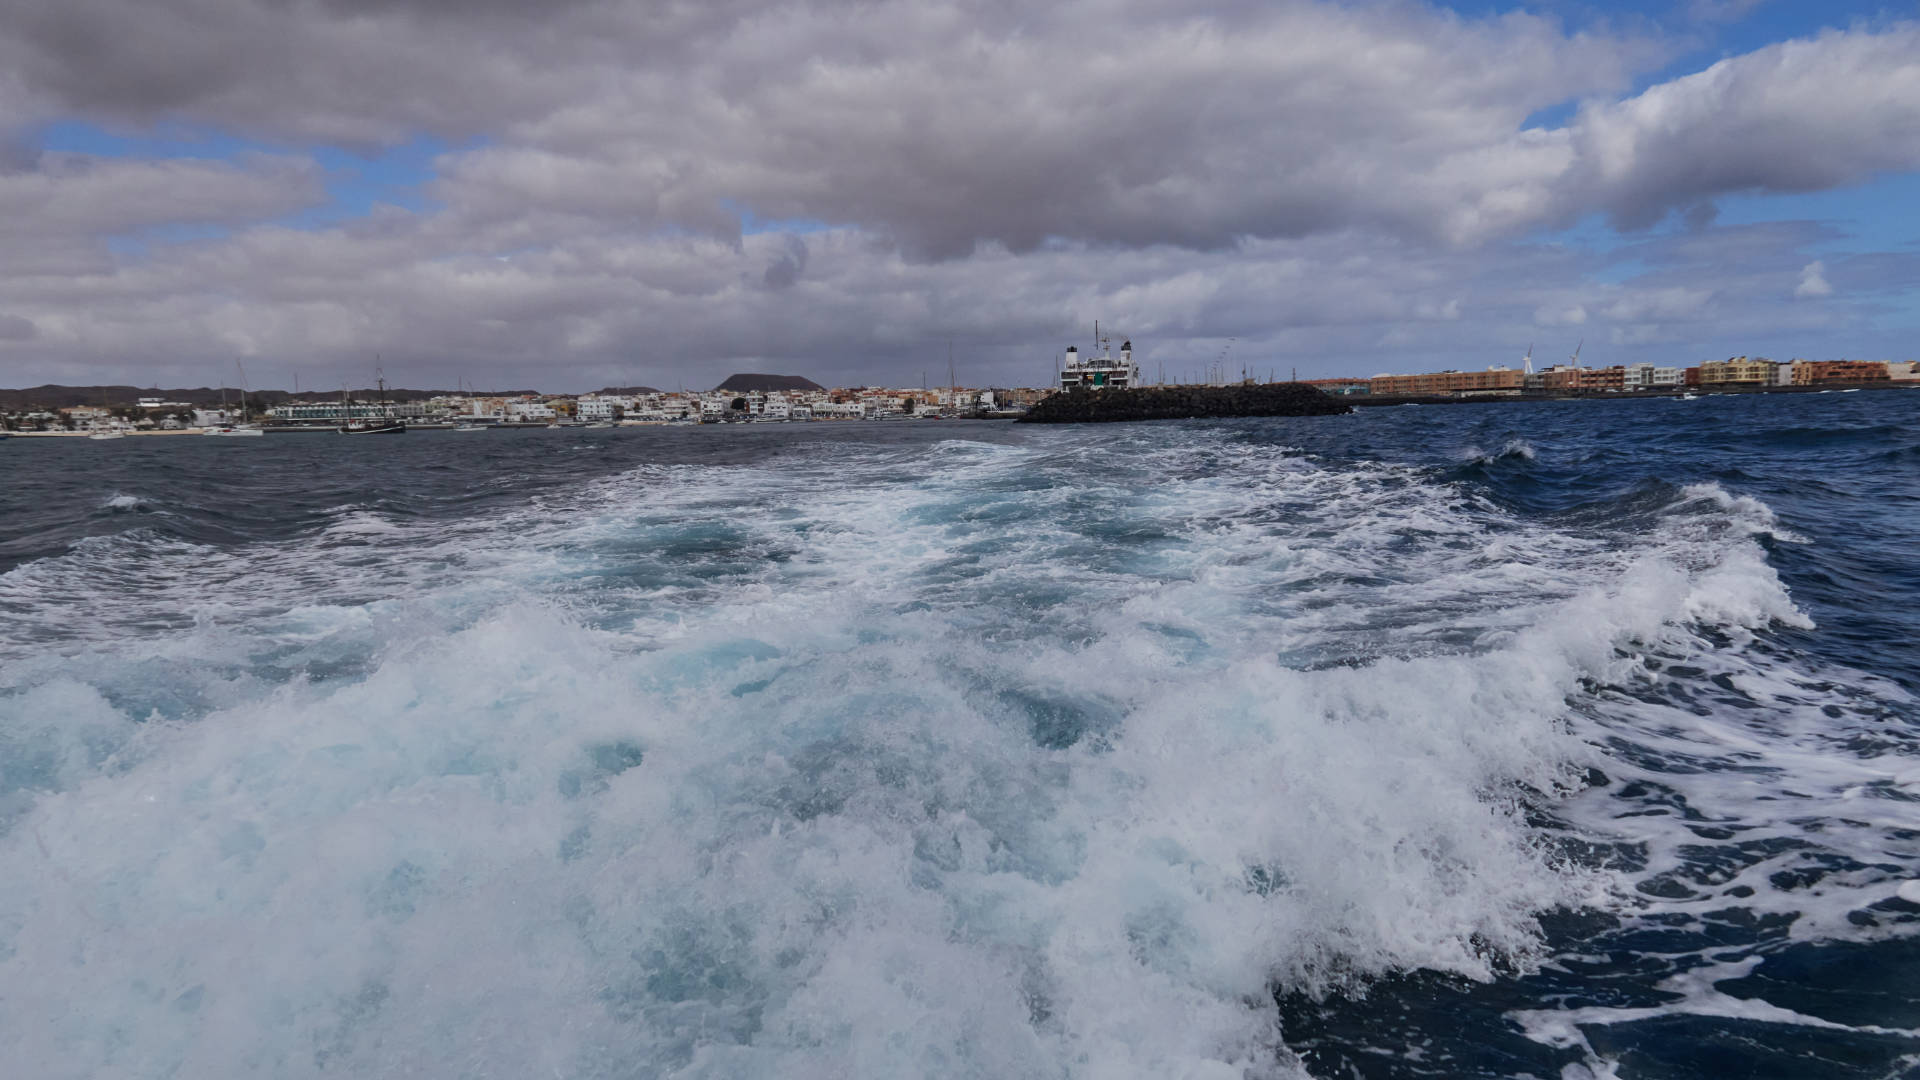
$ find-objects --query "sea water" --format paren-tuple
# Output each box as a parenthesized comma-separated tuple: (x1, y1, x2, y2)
(1, 391, 1916, 1078)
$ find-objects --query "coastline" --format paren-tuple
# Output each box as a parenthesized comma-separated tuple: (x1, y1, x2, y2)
(1348, 380, 1919, 407)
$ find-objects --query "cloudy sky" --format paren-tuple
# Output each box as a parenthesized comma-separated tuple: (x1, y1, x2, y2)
(1, 0, 1917, 392)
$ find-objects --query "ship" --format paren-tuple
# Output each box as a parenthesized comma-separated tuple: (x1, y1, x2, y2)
(1058, 324, 1140, 391)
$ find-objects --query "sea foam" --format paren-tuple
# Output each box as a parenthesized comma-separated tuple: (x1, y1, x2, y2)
(0, 427, 1903, 1079)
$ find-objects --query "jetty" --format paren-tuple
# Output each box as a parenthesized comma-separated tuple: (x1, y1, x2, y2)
(1018, 382, 1351, 424)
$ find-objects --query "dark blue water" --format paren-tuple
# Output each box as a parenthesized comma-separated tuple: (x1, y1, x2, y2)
(1, 390, 1916, 1078)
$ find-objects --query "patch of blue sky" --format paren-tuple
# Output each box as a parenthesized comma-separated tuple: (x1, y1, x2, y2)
(34, 119, 472, 231)
(1436, 0, 1904, 43)
(1520, 101, 1577, 132)
(287, 137, 475, 226)
(36, 119, 255, 161)
(1711, 173, 1920, 253)
(1527, 169, 1920, 264)
(720, 199, 837, 236)
(1583, 255, 1653, 285)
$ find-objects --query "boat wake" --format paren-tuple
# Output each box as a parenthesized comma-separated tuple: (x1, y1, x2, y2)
(0, 425, 1914, 1078)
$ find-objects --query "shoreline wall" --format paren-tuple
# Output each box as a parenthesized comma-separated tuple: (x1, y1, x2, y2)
(1018, 383, 1351, 423)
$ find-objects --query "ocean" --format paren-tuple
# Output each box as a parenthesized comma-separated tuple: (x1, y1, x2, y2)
(2, 390, 1916, 1079)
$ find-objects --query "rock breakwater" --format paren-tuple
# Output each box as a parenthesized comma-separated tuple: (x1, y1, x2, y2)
(1018, 382, 1351, 423)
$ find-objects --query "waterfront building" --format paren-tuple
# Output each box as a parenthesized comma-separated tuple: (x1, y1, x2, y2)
(1371, 367, 1523, 396)
(1791, 360, 1890, 384)
(1699, 356, 1782, 386)
(505, 400, 557, 422)
(271, 400, 432, 423)
(1889, 362, 1920, 381)
(576, 396, 636, 421)
(1573, 365, 1626, 391)
(1622, 364, 1682, 390)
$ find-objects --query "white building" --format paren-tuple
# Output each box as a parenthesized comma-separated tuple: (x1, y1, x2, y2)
(1622, 364, 1683, 390)
(507, 400, 556, 422)
(576, 396, 627, 421)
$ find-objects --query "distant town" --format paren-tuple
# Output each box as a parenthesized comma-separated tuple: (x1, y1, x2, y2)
(2, 353, 1913, 437)
(0, 374, 1055, 436)
(1306, 355, 1920, 399)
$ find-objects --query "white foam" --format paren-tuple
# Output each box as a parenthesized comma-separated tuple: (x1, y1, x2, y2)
(0, 425, 1907, 1078)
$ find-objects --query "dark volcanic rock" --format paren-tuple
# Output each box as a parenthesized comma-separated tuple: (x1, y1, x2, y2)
(713, 373, 824, 393)
(1017, 382, 1351, 423)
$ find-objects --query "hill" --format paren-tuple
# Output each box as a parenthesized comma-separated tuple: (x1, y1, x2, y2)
(713, 373, 823, 393)
(595, 385, 662, 396)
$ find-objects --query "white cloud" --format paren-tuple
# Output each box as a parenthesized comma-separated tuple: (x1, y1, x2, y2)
(1795, 259, 1833, 298)
(1534, 304, 1588, 327)
(0, 3, 1914, 386)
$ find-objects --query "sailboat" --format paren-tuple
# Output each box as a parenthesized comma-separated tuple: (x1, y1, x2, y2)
(337, 382, 404, 434)
(205, 360, 265, 436)
(451, 374, 487, 430)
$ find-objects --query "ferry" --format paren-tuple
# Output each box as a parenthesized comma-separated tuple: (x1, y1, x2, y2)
(1059, 329, 1140, 391)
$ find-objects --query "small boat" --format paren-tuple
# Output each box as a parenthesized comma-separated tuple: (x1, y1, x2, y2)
(340, 418, 405, 435)
(452, 423, 486, 432)
(583, 421, 613, 429)
(88, 431, 126, 440)
(203, 425, 264, 437)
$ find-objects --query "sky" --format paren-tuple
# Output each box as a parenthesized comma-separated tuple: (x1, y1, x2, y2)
(1, 0, 1917, 392)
